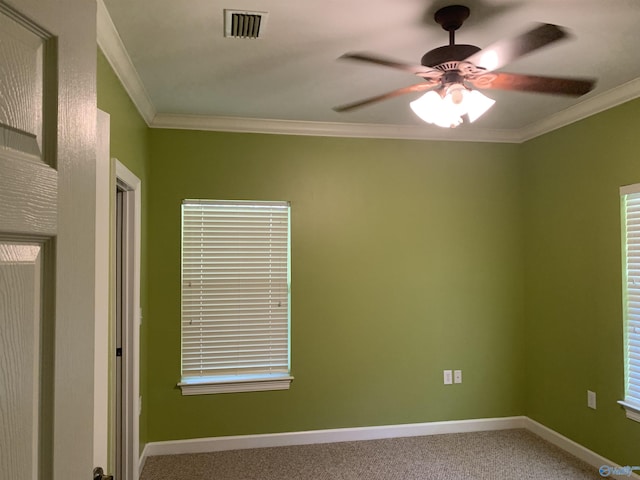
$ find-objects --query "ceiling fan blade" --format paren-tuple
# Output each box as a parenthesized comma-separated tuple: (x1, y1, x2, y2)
(339, 52, 442, 78)
(469, 72, 596, 96)
(333, 83, 437, 112)
(464, 23, 569, 72)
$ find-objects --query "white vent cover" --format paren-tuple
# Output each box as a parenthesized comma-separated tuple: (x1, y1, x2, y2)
(224, 9, 268, 39)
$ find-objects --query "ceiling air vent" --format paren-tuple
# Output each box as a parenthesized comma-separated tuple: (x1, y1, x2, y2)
(224, 9, 268, 39)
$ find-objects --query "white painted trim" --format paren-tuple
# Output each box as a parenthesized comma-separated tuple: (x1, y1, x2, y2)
(151, 113, 522, 143)
(151, 79, 640, 142)
(618, 401, 640, 423)
(524, 418, 640, 480)
(115, 160, 142, 480)
(94, 109, 110, 469)
(625, 409, 640, 423)
(142, 416, 527, 458)
(620, 183, 640, 196)
(98, 0, 640, 143)
(138, 416, 640, 479)
(519, 77, 640, 142)
(138, 443, 149, 478)
(179, 376, 293, 395)
(97, 0, 155, 125)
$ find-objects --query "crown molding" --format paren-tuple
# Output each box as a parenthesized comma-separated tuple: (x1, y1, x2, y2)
(98, 0, 640, 144)
(519, 77, 640, 142)
(96, 0, 156, 125)
(150, 113, 522, 143)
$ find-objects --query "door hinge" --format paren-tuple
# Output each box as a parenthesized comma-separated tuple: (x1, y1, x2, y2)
(93, 466, 114, 480)
(116, 347, 122, 357)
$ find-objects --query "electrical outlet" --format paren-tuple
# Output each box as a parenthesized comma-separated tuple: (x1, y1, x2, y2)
(587, 390, 596, 409)
(443, 370, 453, 385)
(454, 370, 462, 384)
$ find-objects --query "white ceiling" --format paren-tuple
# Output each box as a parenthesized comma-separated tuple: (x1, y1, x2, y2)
(99, 0, 640, 142)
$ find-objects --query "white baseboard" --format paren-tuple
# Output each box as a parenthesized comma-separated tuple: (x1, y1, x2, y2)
(139, 416, 526, 467)
(138, 416, 638, 480)
(524, 418, 640, 480)
(138, 443, 149, 477)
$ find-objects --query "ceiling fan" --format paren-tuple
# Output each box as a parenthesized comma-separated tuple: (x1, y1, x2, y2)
(333, 4, 596, 128)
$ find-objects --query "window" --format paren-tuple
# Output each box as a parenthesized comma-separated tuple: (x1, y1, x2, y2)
(619, 184, 640, 421)
(179, 200, 292, 395)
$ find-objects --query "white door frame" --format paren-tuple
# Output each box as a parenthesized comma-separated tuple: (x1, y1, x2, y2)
(115, 159, 141, 480)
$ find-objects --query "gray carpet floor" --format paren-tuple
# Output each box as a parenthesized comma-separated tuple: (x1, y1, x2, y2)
(140, 429, 603, 479)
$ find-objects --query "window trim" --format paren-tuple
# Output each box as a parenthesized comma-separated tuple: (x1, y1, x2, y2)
(619, 183, 640, 422)
(178, 199, 292, 395)
(617, 400, 640, 423)
(179, 374, 294, 395)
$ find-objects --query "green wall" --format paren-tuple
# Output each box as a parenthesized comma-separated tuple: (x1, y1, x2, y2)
(521, 97, 640, 466)
(97, 49, 151, 451)
(96, 47, 640, 467)
(147, 130, 525, 440)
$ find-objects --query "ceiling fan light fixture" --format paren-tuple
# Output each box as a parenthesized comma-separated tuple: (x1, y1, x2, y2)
(334, 9, 596, 122)
(409, 84, 495, 128)
(410, 90, 462, 128)
(464, 90, 496, 122)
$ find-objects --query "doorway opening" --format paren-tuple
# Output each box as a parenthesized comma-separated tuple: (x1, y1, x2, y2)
(114, 161, 141, 480)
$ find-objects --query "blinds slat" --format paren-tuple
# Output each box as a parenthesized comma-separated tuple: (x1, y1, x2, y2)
(183, 353, 288, 362)
(183, 344, 288, 352)
(183, 351, 288, 361)
(183, 355, 288, 364)
(182, 334, 288, 343)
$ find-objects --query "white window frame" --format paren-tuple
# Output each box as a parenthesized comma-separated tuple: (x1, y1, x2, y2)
(619, 183, 640, 422)
(178, 199, 292, 395)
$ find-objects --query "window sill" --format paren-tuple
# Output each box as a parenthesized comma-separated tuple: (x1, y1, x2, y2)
(179, 374, 294, 395)
(618, 400, 640, 423)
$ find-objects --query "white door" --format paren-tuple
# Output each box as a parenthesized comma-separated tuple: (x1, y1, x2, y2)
(0, 0, 98, 479)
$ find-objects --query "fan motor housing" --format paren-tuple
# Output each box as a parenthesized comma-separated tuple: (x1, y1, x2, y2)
(434, 5, 470, 31)
(421, 44, 481, 69)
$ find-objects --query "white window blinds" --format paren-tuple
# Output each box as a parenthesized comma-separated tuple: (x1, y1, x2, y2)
(180, 200, 291, 391)
(621, 184, 640, 413)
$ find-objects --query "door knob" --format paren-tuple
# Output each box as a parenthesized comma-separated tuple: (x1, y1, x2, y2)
(93, 467, 114, 480)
